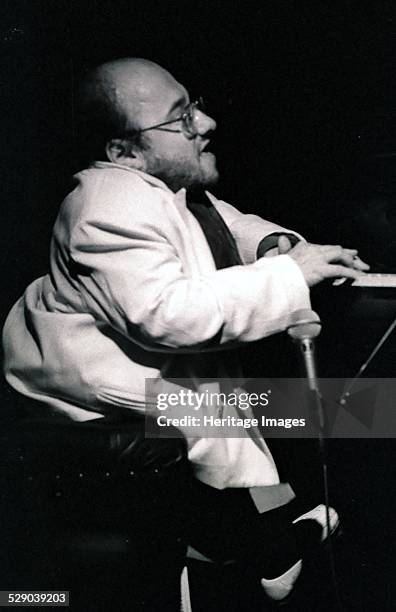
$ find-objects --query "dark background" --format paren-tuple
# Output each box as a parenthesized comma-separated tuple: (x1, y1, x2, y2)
(0, 2, 395, 609)
(1, 0, 395, 315)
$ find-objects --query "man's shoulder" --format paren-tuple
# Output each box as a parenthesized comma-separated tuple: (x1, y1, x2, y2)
(74, 162, 169, 199)
(60, 163, 174, 223)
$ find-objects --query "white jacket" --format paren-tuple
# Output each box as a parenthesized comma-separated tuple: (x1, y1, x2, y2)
(3, 162, 310, 489)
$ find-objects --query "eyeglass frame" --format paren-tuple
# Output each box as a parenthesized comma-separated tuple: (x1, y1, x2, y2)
(133, 97, 206, 137)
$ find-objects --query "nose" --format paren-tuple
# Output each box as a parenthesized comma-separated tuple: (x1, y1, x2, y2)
(195, 109, 217, 135)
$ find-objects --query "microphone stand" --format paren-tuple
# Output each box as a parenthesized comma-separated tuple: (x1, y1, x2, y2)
(295, 336, 326, 433)
(288, 310, 343, 610)
(339, 316, 396, 405)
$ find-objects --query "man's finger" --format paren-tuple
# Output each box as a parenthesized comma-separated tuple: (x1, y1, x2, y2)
(323, 264, 365, 280)
(351, 256, 370, 271)
(278, 235, 293, 254)
(332, 252, 370, 270)
(318, 246, 368, 269)
(318, 245, 344, 259)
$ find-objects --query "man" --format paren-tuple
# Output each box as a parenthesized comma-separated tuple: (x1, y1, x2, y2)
(2, 58, 367, 605)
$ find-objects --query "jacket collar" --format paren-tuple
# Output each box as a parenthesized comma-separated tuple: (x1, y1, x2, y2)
(91, 161, 218, 211)
(91, 161, 177, 193)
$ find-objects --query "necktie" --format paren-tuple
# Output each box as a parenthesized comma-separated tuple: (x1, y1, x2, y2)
(186, 189, 243, 269)
(183, 188, 242, 376)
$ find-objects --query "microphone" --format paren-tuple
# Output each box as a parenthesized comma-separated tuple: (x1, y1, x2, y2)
(287, 310, 340, 606)
(287, 309, 322, 392)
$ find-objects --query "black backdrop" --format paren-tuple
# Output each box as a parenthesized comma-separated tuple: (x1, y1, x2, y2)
(1, 0, 395, 314)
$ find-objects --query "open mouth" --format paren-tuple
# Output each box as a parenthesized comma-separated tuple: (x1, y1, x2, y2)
(200, 145, 216, 159)
(200, 140, 212, 154)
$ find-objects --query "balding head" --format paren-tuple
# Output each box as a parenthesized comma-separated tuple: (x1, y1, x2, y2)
(75, 58, 186, 166)
(90, 59, 184, 125)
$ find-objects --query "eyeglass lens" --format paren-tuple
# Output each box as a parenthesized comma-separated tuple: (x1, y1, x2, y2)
(183, 99, 205, 135)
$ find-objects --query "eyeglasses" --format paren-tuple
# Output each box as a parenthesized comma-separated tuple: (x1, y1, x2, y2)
(135, 98, 206, 137)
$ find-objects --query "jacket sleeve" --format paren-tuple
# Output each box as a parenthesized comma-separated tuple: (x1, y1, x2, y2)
(208, 195, 305, 264)
(67, 180, 310, 352)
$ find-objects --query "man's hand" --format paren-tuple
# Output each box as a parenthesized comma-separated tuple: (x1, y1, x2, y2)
(286, 241, 369, 287)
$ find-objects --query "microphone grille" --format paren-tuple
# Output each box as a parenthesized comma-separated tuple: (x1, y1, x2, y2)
(287, 309, 322, 340)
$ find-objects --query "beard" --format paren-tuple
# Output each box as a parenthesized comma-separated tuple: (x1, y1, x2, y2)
(144, 152, 219, 193)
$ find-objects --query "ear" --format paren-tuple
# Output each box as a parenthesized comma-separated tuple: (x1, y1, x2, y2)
(105, 138, 146, 169)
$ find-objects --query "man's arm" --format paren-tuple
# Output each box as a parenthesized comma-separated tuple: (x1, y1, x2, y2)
(69, 212, 311, 351)
(206, 195, 304, 263)
(208, 195, 369, 278)
(64, 173, 366, 353)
